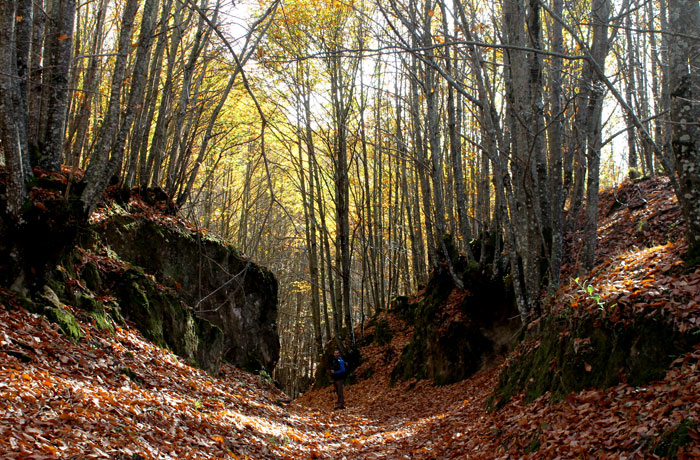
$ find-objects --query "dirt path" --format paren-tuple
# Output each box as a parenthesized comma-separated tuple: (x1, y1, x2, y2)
(3, 295, 700, 459)
(286, 366, 501, 460)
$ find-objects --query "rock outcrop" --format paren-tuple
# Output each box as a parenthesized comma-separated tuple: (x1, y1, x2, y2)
(0, 177, 279, 376)
(390, 262, 520, 385)
(89, 212, 279, 372)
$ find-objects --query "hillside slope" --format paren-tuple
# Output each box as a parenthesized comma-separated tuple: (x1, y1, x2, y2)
(1, 176, 699, 459)
(299, 176, 700, 458)
(0, 168, 278, 375)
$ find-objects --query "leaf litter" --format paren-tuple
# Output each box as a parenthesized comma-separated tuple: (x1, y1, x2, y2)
(1, 176, 699, 458)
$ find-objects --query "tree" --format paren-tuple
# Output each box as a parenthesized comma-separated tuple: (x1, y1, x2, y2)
(0, 0, 31, 218)
(668, 0, 700, 259)
(38, 0, 76, 171)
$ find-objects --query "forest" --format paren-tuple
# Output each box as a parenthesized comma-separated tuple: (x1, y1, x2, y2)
(1, 0, 700, 457)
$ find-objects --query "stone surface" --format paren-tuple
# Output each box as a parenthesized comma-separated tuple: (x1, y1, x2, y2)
(91, 215, 279, 372)
(391, 263, 520, 386)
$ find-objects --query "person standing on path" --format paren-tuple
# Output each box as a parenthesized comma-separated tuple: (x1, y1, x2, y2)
(330, 350, 346, 409)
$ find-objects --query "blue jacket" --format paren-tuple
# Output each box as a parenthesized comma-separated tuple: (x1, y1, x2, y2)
(332, 357, 346, 380)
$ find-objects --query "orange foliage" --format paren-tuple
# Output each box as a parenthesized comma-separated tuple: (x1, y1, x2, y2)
(1, 177, 699, 458)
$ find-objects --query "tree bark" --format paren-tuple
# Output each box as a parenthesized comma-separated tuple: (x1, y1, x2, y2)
(39, 0, 76, 171)
(0, 0, 29, 218)
(27, 0, 45, 159)
(548, 0, 564, 291)
(668, 0, 700, 257)
(80, 0, 139, 212)
(581, 0, 610, 272)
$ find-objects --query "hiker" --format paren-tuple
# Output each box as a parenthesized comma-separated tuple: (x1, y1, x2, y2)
(330, 350, 346, 409)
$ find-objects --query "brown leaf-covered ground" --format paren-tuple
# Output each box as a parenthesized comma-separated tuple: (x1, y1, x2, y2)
(2, 177, 699, 458)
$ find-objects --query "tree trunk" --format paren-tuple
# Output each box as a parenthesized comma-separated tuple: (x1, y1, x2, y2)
(623, 13, 638, 174)
(65, 0, 107, 168)
(107, 0, 159, 180)
(39, 0, 76, 171)
(668, 0, 700, 258)
(166, 0, 212, 194)
(148, 0, 185, 188)
(440, 1, 473, 259)
(0, 0, 29, 218)
(27, 0, 45, 160)
(80, 0, 139, 212)
(581, 0, 610, 271)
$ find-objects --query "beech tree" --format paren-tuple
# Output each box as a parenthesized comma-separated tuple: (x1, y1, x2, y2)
(668, 0, 700, 258)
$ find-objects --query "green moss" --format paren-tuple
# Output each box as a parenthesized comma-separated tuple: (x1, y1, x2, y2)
(81, 261, 102, 292)
(89, 309, 114, 333)
(46, 278, 66, 299)
(106, 300, 125, 326)
(391, 340, 426, 384)
(76, 292, 99, 311)
(19, 296, 42, 314)
(180, 313, 199, 361)
(393, 265, 516, 387)
(45, 306, 84, 341)
(495, 313, 698, 408)
(654, 419, 697, 459)
(116, 275, 165, 348)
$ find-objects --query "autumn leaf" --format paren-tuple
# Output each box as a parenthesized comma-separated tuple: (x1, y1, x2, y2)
(57, 34, 71, 41)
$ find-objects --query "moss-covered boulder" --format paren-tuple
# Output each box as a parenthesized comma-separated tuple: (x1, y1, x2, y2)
(87, 213, 278, 372)
(0, 178, 277, 376)
(111, 269, 224, 373)
(44, 306, 84, 341)
(494, 311, 699, 407)
(391, 263, 519, 385)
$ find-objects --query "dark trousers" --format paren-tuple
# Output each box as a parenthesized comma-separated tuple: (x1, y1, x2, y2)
(333, 379, 345, 408)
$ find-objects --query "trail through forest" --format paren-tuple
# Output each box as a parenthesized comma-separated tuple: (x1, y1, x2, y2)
(2, 177, 700, 459)
(2, 291, 700, 459)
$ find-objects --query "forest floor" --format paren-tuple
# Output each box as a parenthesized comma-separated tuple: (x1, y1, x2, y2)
(2, 176, 700, 459)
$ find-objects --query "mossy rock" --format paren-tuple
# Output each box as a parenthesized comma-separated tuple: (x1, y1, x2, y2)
(112, 269, 223, 374)
(89, 213, 279, 372)
(46, 278, 67, 300)
(392, 340, 427, 383)
(114, 273, 166, 348)
(194, 317, 224, 372)
(105, 300, 125, 326)
(76, 291, 114, 334)
(392, 264, 517, 386)
(81, 261, 102, 292)
(89, 310, 115, 333)
(494, 312, 699, 408)
(45, 306, 84, 341)
(39, 285, 63, 309)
